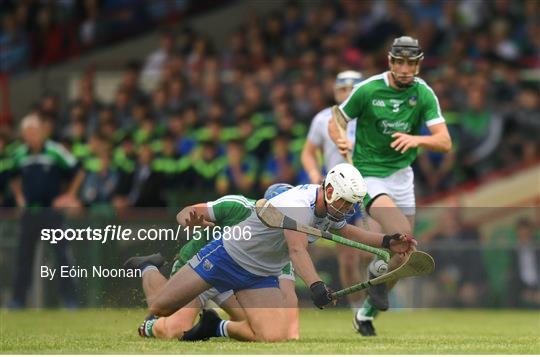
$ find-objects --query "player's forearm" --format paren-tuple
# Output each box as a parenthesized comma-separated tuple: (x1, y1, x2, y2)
(334, 224, 386, 249)
(66, 169, 85, 196)
(417, 132, 452, 152)
(289, 246, 321, 287)
(285, 230, 321, 285)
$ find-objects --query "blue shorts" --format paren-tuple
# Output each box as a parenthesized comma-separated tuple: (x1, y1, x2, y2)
(188, 239, 279, 293)
(346, 203, 363, 224)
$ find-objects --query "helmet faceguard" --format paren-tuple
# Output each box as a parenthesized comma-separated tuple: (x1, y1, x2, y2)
(388, 36, 424, 88)
(323, 188, 356, 222)
(322, 163, 366, 222)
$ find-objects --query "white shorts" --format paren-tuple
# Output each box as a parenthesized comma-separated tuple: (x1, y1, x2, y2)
(278, 263, 295, 281)
(364, 166, 416, 216)
(198, 288, 233, 307)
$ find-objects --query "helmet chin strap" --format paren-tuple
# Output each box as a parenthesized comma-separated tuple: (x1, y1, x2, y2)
(390, 70, 414, 88)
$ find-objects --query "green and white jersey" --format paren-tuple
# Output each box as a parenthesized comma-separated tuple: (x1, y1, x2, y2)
(339, 71, 444, 178)
(175, 195, 254, 269)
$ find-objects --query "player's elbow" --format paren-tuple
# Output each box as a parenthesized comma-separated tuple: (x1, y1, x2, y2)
(441, 137, 452, 153)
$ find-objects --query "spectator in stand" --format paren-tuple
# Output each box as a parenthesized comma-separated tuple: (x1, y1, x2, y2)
(499, 87, 540, 167)
(260, 133, 298, 190)
(509, 218, 540, 307)
(429, 208, 486, 307)
(9, 114, 84, 308)
(216, 139, 258, 196)
(120, 60, 147, 105)
(80, 138, 118, 207)
(0, 12, 30, 73)
(167, 76, 187, 113)
(143, 29, 175, 77)
(112, 87, 134, 130)
(113, 143, 164, 208)
(67, 74, 103, 135)
(151, 84, 169, 126)
(458, 87, 503, 180)
(186, 139, 226, 200)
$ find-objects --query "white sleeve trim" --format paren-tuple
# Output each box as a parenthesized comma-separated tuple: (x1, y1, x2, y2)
(206, 202, 216, 221)
(337, 103, 354, 122)
(426, 117, 445, 126)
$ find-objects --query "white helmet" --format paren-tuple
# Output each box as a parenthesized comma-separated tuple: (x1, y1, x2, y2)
(335, 70, 363, 88)
(324, 163, 367, 205)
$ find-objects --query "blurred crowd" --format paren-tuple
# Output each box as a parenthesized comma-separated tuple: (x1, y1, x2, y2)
(1, 0, 539, 209)
(0, 0, 217, 72)
(423, 209, 539, 308)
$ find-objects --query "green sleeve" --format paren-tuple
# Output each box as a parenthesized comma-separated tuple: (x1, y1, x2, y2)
(421, 86, 444, 126)
(208, 195, 254, 226)
(48, 142, 77, 170)
(175, 239, 209, 270)
(339, 86, 364, 121)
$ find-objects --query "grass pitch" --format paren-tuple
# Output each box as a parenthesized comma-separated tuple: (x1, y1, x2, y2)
(1, 308, 538, 354)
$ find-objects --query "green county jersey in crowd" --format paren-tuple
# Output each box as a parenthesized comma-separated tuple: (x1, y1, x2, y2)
(339, 71, 445, 178)
(171, 195, 255, 275)
(12, 140, 78, 206)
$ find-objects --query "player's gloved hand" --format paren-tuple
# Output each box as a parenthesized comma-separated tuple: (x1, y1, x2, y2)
(310, 281, 334, 309)
(383, 233, 417, 254)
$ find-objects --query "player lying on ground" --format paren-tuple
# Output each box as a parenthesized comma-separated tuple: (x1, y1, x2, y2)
(129, 184, 300, 340)
(127, 163, 416, 342)
(328, 36, 452, 336)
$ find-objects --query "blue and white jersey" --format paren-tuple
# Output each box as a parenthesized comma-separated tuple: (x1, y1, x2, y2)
(222, 184, 346, 277)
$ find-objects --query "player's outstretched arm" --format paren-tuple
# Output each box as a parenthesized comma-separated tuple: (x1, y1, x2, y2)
(333, 224, 417, 254)
(176, 203, 215, 227)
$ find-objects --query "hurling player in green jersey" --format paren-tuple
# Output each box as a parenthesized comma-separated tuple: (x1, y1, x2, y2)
(329, 36, 451, 336)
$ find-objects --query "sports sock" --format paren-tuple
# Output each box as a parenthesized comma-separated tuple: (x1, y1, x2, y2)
(141, 317, 157, 337)
(216, 320, 229, 337)
(356, 297, 379, 321)
(141, 265, 158, 276)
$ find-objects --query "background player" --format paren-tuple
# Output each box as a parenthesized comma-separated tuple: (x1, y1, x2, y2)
(301, 70, 372, 316)
(329, 36, 452, 336)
